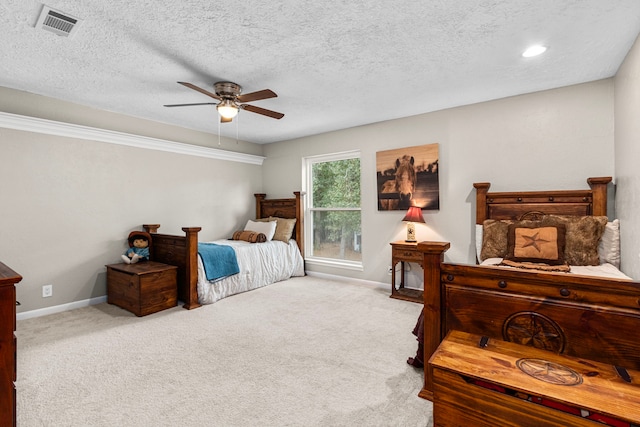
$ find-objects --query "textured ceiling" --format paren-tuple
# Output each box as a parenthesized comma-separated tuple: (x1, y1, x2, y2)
(1, 1, 640, 144)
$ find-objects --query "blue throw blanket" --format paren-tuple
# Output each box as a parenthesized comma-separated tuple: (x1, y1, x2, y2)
(198, 243, 240, 281)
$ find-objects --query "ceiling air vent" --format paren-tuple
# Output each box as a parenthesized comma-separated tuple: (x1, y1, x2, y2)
(35, 5, 81, 37)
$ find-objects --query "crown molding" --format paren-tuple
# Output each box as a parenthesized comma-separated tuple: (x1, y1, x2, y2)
(0, 111, 265, 165)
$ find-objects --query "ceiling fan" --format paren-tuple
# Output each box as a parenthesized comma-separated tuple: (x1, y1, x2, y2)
(164, 81, 284, 123)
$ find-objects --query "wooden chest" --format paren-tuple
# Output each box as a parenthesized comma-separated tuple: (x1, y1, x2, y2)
(429, 330, 640, 427)
(106, 262, 177, 316)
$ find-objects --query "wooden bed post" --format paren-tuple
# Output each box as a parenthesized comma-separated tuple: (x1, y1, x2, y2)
(143, 224, 161, 260)
(417, 241, 450, 401)
(255, 193, 266, 219)
(143, 224, 160, 234)
(587, 177, 612, 216)
(473, 183, 491, 224)
(182, 227, 201, 310)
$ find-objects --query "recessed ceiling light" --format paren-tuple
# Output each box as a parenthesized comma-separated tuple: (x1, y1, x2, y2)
(522, 45, 547, 58)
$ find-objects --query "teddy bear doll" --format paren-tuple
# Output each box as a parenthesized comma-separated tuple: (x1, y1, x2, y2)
(121, 231, 151, 264)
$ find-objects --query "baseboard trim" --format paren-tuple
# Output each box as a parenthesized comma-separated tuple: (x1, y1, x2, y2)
(17, 296, 108, 321)
(305, 271, 387, 290)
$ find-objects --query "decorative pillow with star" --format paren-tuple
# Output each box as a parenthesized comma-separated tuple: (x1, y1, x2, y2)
(505, 224, 567, 265)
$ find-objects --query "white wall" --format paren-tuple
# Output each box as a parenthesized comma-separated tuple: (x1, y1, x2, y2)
(0, 88, 265, 312)
(263, 80, 616, 286)
(614, 34, 640, 279)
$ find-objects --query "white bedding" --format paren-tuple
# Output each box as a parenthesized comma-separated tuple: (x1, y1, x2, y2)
(197, 239, 305, 305)
(481, 258, 633, 280)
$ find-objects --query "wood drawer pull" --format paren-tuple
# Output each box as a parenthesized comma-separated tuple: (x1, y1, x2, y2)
(560, 288, 570, 297)
(498, 280, 507, 288)
(446, 274, 454, 282)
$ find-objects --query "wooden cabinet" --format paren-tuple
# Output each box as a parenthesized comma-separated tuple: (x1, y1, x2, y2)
(430, 330, 640, 426)
(390, 241, 423, 303)
(0, 262, 22, 427)
(106, 262, 177, 316)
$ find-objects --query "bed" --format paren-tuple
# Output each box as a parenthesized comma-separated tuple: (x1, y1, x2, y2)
(416, 177, 640, 400)
(141, 192, 305, 309)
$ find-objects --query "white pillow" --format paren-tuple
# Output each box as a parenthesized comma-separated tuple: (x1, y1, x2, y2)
(599, 219, 620, 268)
(244, 220, 276, 241)
(475, 224, 483, 263)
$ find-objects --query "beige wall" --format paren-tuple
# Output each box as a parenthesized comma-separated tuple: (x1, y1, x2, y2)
(3, 68, 633, 314)
(1, 89, 265, 313)
(263, 80, 616, 286)
(614, 33, 640, 279)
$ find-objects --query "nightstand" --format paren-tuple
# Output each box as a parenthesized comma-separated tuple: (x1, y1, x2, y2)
(106, 261, 178, 316)
(390, 241, 423, 303)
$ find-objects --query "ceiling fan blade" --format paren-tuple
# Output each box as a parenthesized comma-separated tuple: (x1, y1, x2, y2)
(241, 104, 284, 119)
(237, 89, 277, 103)
(164, 102, 217, 107)
(220, 116, 233, 123)
(177, 81, 221, 100)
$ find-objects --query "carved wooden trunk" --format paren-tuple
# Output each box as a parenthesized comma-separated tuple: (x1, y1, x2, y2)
(430, 331, 640, 426)
(441, 264, 640, 370)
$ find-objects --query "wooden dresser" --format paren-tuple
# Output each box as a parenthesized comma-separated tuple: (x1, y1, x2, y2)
(0, 262, 22, 427)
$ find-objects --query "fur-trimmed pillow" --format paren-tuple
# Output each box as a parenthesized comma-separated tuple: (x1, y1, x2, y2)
(232, 230, 267, 243)
(480, 219, 513, 261)
(541, 215, 607, 266)
(505, 224, 566, 265)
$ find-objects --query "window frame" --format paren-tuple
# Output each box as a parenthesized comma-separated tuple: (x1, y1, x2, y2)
(303, 150, 363, 271)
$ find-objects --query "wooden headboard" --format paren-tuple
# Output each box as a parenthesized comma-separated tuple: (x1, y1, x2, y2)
(254, 191, 304, 258)
(474, 176, 611, 224)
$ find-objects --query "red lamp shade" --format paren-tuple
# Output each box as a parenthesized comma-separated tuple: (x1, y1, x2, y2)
(402, 206, 425, 224)
(402, 206, 424, 242)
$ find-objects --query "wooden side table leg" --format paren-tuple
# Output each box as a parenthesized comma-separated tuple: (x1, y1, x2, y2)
(391, 260, 398, 297)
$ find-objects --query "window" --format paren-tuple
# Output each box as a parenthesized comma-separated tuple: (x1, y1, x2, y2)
(304, 151, 362, 269)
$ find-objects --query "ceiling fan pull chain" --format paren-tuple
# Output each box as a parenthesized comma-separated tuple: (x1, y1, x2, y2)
(218, 117, 221, 146)
(236, 113, 239, 144)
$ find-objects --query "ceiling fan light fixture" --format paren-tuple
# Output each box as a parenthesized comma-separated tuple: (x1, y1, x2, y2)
(216, 99, 239, 119)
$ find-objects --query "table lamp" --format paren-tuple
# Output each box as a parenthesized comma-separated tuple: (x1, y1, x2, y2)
(402, 206, 425, 242)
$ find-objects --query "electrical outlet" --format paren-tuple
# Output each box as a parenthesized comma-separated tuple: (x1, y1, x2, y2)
(42, 284, 53, 298)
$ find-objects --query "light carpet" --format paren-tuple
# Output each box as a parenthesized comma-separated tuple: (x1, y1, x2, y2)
(16, 275, 432, 426)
